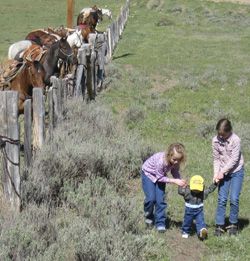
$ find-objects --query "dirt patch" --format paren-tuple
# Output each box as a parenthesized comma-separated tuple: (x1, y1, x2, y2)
(210, 0, 250, 4)
(149, 74, 178, 94)
(165, 229, 208, 261)
(123, 64, 134, 72)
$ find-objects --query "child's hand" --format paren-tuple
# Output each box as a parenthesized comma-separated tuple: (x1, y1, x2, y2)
(213, 172, 224, 183)
(174, 179, 187, 187)
(214, 178, 220, 185)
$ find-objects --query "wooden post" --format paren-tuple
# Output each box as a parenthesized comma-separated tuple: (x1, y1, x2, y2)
(50, 77, 63, 127)
(106, 27, 112, 60)
(0, 91, 20, 212)
(67, 0, 74, 28)
(24, 99, 32, 167)
(33, 88, 45, 149)
(96, 33, 106, 91)
(90, 47, 96, 98)
(75, 45, 89, 98)
(48, 88, 54, 141)
(111, 22, 115, 52)
(62, 78, 68, 101)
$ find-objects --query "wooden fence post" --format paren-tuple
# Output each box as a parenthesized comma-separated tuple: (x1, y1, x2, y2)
(106, 27, 112, 61)
(75, 44, 90, 98)
(0, 91, 20, 212)
(24, 99, 32, 167)
(48, 87, 54, 139)
(95, 33, 107, 91)
(50, 77, 63, 127)
(89, 33, 97, 99)
(33, 88, 45, 149)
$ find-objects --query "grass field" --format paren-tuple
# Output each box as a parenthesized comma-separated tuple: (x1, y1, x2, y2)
(0, 0, 250, 260)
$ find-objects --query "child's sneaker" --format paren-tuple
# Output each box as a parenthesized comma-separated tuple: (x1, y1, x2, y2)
(156, 226, 166, 233)
(182, 232, 189, 239)
(199, 228, 208, 240)
(145, 219, 154, 229)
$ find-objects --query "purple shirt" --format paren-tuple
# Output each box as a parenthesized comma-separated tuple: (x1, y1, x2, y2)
(142, 152, 181, 183)
(212, 133, 244, 175)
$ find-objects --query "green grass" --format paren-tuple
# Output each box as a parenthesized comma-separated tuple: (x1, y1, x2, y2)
(101, 0, 250, 260)
(0, 0, 124, 60)
(1, 0, 250, 260)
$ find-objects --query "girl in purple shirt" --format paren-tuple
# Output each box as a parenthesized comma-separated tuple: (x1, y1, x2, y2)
(212, 119, 244, 236)
(141, 143, 187, 232)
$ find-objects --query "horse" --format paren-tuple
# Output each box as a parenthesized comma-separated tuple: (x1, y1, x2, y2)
(80, 7, 112, 20)
(77, 7, 103, 28)
(0, 59, 45, 114)
(8, 28, 83, 62)
(25, 29, 59, 48)
(22, 37, 74, 84)
(75, 24, 95, 43)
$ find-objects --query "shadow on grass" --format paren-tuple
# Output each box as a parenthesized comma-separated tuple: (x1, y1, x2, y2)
(224, 217, 249, 231)
(166, 218, 199, 236)
(166, 218, 182, 229)
(112, 53, 134, 60)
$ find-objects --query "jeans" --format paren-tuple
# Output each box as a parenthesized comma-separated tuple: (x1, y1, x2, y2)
(141, 171, 166, 228)
(182, 206, 206, 235)
(216, 167, 244, 225)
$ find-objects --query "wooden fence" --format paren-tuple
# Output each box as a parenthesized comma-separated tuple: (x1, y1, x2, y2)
(0, 0, 130, 212)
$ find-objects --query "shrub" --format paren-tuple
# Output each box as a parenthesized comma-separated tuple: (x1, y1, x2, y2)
(0, 99, 155, 260)
(146, 0, 165, 11)
(125, 105, 145, 124)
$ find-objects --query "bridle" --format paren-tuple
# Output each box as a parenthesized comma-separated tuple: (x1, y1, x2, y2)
(58, 46, 73, 60)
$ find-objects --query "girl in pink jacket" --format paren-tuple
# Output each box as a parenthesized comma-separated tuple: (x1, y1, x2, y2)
(212, 119, 244, 236)
(141, 143, 187, 232)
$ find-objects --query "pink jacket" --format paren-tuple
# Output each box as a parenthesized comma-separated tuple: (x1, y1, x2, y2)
(142, 152, 180, 183)
(212, 133, 244, 175)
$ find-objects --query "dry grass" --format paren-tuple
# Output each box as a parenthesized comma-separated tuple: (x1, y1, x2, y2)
(209, 0, 250, 4)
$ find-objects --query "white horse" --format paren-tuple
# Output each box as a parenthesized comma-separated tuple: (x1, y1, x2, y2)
(80, 7, 112, 19)
(8, 30, 83, 61)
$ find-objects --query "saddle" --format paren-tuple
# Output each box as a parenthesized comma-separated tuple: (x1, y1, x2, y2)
(0, 60, 24, 89)
(22, 44, 47, 62)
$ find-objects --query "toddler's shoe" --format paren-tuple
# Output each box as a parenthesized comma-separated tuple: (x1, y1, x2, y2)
(199, 228, 208, 240)
(182, 232, 189, 239)
(145, 219, 154, 229)
(156, 226, 166, 233)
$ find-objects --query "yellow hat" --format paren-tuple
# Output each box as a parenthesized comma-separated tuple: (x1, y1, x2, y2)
(190, 175, 204, 192)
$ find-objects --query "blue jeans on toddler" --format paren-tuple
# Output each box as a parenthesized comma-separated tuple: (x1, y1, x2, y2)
(141, 171, 166, 228)
(216, 167, 244, 225)
(182, 205, 206, 235)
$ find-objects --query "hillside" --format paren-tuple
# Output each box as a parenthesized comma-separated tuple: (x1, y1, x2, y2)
(0, 0, 250, 260)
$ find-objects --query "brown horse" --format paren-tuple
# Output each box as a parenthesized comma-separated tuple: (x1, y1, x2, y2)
(22, 37, 74, 84)
(0, 59, 45, 114)
(76, 24, 95, 43)
(25, 29, 59, 48)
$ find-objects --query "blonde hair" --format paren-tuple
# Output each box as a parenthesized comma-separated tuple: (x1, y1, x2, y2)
(165, 143, 186, 166)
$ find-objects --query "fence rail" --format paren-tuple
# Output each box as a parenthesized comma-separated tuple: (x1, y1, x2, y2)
(0, 0, 130, 212)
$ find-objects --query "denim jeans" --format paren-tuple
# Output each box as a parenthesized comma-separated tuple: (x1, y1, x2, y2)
(216, 167, 244, 225)
(182, 206, 206, 235)
(141, 171, 166, 228)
